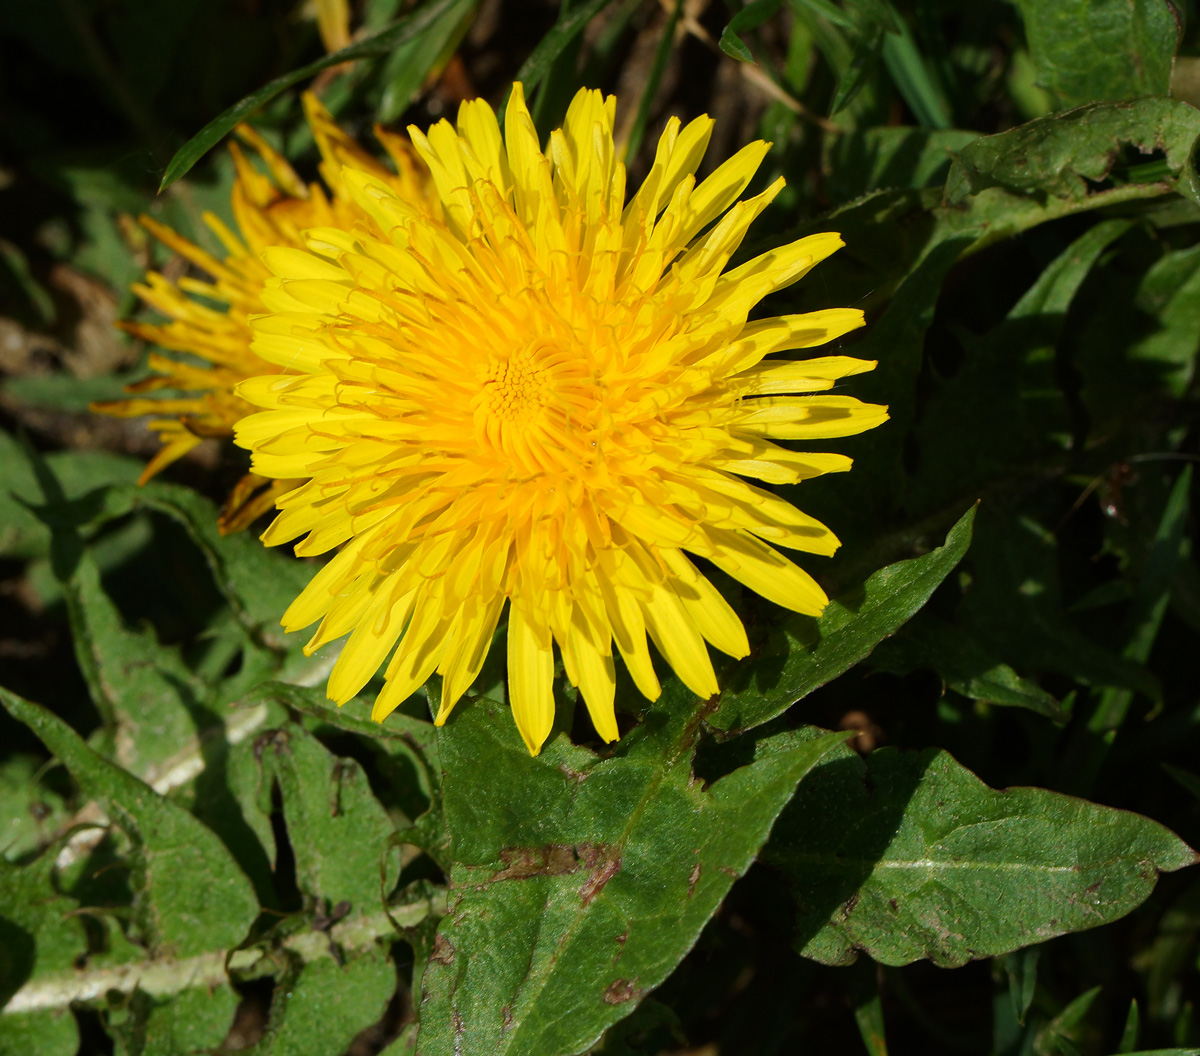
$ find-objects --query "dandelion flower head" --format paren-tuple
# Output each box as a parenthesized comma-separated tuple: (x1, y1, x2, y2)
(94, 94, 434, 532)
(234, 83, 888, 753)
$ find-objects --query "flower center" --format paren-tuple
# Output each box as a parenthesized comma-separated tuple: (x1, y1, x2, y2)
(483, 344, 549, 424)
(471, 338, 605, 477)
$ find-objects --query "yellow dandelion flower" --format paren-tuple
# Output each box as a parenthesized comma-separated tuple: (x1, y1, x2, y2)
(234, 83, 888, 754)
(94, 94, 435, 532)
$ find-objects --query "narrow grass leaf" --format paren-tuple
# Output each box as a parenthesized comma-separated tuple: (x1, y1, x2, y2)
(624, 0, 683, 162)
(879, 7, 950, 128)
(159, 0, 471, 190)
(510, 0, 619, 119)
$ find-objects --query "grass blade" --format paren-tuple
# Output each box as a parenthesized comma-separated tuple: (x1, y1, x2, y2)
(159, 0, 471, 191)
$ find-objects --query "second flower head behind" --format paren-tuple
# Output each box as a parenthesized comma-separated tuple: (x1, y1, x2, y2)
(234, 83, 888, 755)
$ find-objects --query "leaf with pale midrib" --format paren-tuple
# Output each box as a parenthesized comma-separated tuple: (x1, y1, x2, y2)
(764, 736, 1197, 967)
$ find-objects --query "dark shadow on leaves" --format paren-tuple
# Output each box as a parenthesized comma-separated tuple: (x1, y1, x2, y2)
(764, 748, 924, 962)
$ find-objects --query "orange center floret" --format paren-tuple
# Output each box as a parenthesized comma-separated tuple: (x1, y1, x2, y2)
(469, 337, 606, 477)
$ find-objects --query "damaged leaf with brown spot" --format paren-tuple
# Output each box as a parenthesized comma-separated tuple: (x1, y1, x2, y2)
(415, 691, 850, 1055)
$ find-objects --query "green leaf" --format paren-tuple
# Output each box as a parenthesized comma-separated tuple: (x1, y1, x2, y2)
(243, 682, 442, 846)
(709, 505, 975, 732)
(1069, 467, 1193, 794)
(0, 689, 259, 959)
(0, 755, 72, 863)
(416, 694, 850, 1055)
(102, 482, 312, 648)
(1013, 0, 1180, 107)
(1079, 242, 1200, 429)
(1162, 763, 1200, 804)
(259, 721, 400, 916)
(830, 19, 885, 116)
(789, 0, 855, 31)
(0, 1010, 78, 1056)
(879, 5, 950, 129)
(764, 739, 1197, 967)
(718, 0, 782, 64)
(910, 218, 1133, 516)
(511, 0, 619, 115)
(869, 616, 1067, 721)
(1005, 946, 1040, 1026)
(3, 373, 134, 413)
(1036, 985, 1102, 1056)
(825, 126, 977, 201)
(0, 850, 87, 1007)
(0, 431, 141, 560)
(159, 0, 473, 190)
(945, 99, 1200, 206)
(373, 0, 477, 124)
(59, 548, 214, 777)
(848, 959, 888, 1056)
(251, 945, 397, 1056)
(958, 510, 1161, 701)
(624, 0, 683, 163)
(105, 985, 239, 1056)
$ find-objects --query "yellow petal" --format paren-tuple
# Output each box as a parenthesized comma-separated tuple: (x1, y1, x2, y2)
(507, 600, 556, 755)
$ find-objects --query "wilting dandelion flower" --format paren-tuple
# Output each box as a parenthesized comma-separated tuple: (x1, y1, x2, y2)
(94, 94, 433, 532)
(234, 83, 888, 753)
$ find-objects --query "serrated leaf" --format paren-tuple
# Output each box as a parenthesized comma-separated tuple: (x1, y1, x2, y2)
(0, 430, 141, 560)
(1013, 0, 1180, 107)
(416, 690, 849, 1056)
(252, 946, 396, 1056)
(0, 755, 71, 863)
(106, 985, 239, 1056)
(709, 505, 975, 732)
(244, 682, 442, 852)
(764, 739, 1197, 967)
(95, 482, 311, 648)
(945, 99, 1200, 206)
(0, 850, 86, 1007)
(0, 689, 259, 959)
(159, 0, 473, 190)
(259, 722, 399, 916)
(59, 549, 214, 778)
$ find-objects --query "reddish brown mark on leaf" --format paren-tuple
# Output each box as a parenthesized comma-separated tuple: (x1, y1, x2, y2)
(687, 862, 702, 899)
(579, 844, 622, 905)
(487, 842, 622, 904)
(604, 978, 644, 1005)
(430, 933, 456, 966)
(612, 926, 630, 964)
